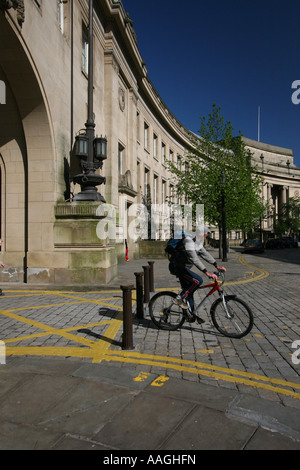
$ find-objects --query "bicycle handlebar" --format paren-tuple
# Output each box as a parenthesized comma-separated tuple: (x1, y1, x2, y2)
(214, 270, 225, 285)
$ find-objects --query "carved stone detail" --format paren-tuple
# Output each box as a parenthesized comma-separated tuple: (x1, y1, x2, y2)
(119, 86, 125, 111)
(0, 0, 25, 27)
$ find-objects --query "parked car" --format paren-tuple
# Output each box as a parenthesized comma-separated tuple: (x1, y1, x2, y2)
(265, 238, 284, 249)
(281, 237, 298, 248)
(243, 239, 265, 253)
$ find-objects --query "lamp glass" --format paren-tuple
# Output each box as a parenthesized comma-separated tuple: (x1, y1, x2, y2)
(75, 134, 88, 158)
(94, 137, 107, 160)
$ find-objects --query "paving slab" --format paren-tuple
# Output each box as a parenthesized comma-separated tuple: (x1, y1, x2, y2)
(94, 391, 195, 450)
(227, 394, 300, 441)
(161, 405, 257, 450)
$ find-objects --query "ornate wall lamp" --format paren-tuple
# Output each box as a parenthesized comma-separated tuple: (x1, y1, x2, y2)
(72, 0, 107, 202)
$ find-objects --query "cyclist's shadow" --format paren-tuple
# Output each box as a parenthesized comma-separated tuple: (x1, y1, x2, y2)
(181, 322, 224, 337)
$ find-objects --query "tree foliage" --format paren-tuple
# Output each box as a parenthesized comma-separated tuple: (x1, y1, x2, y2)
(168, 104, 266, 232)
(274, 196, 300, 236)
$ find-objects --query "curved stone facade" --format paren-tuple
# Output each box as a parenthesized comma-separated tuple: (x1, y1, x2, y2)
(0, 0, 299, 284)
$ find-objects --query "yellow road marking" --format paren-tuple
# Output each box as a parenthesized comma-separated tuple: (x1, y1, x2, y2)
(3, 320, 113, 344)
(1, 309, 96, 348)
(101, 351, 300, 400)
(1, 256, 299, 401)
(134, 372, 151, 382)
(10, 301, 88, 312)
(197, 349, 214, 354)
(151, 375, 169, 387)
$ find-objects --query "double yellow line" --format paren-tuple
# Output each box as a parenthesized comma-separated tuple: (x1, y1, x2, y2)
(2, 256, 300, 401)
(101, 350, 300, 401)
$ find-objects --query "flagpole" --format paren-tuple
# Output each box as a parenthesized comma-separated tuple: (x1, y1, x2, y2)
(258, 106, 260, 142)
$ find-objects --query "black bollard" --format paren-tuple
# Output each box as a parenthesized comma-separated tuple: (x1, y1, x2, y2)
(134, 272, 144, 319)
(148, 261, 155, 292)
(120, 284, 135, 350)
(142, 265, 150, 304)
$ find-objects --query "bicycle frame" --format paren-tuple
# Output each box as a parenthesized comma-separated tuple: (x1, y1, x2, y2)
(192, 278, 224, 317)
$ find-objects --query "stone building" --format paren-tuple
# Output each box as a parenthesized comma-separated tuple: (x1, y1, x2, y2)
(244, 137, 300, 238)
(0, 0, 299, 285)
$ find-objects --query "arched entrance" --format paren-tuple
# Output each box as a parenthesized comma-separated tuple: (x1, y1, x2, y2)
(0, 13, 55, 283)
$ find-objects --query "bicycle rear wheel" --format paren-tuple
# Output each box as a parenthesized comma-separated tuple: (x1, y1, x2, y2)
(149, 291, 186, 330)
(211, 296, 254, 338)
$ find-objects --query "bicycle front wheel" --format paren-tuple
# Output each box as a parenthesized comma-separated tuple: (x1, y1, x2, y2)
(211, 296, 254, 339)
(149, 291, 186, 330)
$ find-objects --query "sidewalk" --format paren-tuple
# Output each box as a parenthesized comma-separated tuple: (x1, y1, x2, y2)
(0, 248, 300, 450)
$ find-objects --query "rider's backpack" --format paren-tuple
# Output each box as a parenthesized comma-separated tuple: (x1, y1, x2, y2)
(165, 232, 188, 275)
(165, 237, 185, 256)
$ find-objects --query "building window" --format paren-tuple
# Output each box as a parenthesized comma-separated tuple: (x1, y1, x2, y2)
(144, 168, 150, 199)
(153, 133, 157, 158)
(153, 174, 158, 204)
(82, 23, 89, 75)
(118, 143, 125, 174)
(33, 0, 42, 9)
(58, 1, 64, 33)
(161, 143, 166, 165)
(162, 179, 166, 206)
(144, 122, 149, 150)
(169, 184, 174, 203)
(136, 111, 140, 142)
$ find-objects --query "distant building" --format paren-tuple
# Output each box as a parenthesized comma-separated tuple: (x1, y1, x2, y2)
(0, 0, 299, 284)
(243, 137, 300, 239)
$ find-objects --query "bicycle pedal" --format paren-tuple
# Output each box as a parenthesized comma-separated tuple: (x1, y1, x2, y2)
(184, 311, 196, 323)
(196, 317, 205, 325)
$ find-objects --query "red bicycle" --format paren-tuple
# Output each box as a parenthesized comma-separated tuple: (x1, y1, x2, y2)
(149, 271, 254, 338)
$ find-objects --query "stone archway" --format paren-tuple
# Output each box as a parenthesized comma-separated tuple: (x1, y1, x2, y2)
(0, 13, 55, 283)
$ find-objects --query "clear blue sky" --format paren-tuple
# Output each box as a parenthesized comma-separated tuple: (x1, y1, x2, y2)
(122, 0, 300, 167)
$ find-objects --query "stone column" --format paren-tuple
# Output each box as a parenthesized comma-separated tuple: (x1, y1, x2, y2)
(267, 183, 273, 228)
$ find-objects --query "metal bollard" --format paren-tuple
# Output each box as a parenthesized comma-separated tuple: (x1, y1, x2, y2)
(120, 284, 135, 350)
(134, 272, 144, 319)
(148, 261, 155, 292)
(142, 265, 150, 304)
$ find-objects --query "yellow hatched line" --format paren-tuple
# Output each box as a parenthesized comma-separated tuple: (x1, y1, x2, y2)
(4, 320, 113, 344)
(0, 309, 96, 348)
(10, 301, 87, 312)
(0, 289, 125, 360)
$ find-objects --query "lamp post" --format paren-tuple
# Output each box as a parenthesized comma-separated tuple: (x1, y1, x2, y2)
(73, 0, 106, 202)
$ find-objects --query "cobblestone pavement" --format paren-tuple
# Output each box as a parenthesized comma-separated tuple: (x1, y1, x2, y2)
(1, 248, 300, 411)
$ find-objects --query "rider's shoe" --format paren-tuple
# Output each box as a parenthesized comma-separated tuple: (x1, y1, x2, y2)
(184, 307, 196, 323)
(173, 295, 189, 309)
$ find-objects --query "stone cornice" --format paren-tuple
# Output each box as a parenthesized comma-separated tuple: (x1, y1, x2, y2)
(242, 137, 293, 158)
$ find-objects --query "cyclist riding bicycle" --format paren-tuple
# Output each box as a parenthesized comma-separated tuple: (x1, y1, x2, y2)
(170, 226, 226, 322)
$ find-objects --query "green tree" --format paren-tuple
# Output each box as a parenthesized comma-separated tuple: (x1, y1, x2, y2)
(274, 196, 300, 236)
(168, 104, 266, 248)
